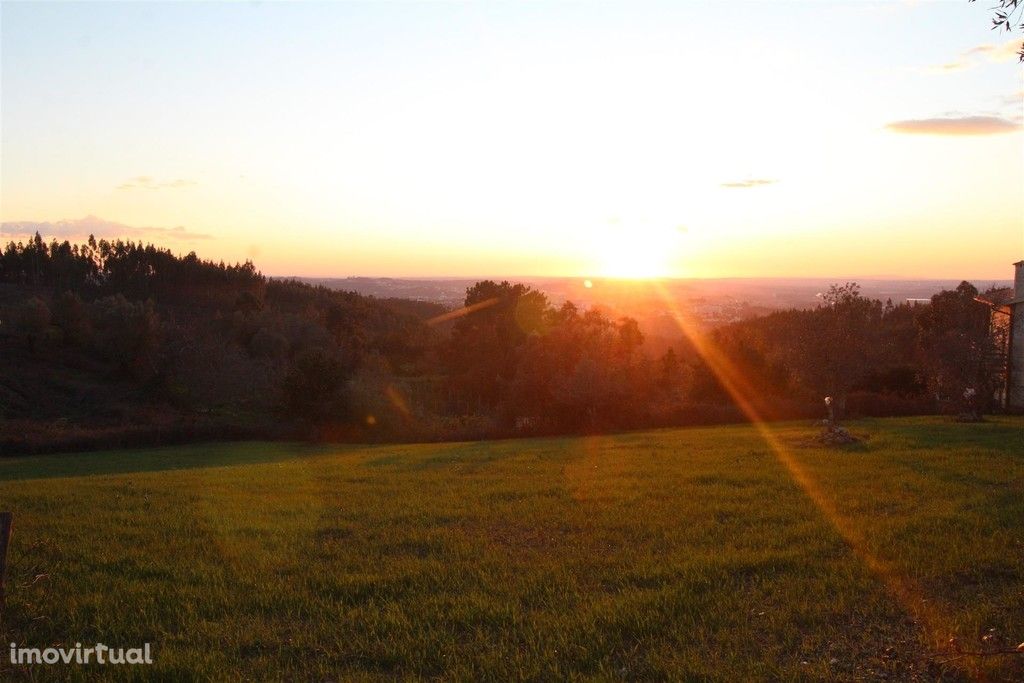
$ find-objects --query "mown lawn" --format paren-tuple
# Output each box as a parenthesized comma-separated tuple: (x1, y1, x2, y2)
(0, 417, 1022, 681)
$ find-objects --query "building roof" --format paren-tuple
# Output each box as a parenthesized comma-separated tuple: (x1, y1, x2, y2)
(976, 287, 1022, 308)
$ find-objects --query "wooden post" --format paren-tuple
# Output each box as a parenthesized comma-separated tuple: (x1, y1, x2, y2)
(0, 512, 11, 619)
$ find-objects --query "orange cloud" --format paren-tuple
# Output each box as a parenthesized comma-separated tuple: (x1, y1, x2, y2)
(929, 37, 1024, 73)
(885, 115, 1022, 136)
(968, 37, 1024, 62)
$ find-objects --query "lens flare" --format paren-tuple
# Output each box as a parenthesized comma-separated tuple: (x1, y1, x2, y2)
(649, 281, 954, 655)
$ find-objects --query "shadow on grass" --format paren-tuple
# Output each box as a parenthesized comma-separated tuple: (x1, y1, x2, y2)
(365, 439, 544, 471)
(5, 416, 1020, 482)
(0, 441, 341, 481)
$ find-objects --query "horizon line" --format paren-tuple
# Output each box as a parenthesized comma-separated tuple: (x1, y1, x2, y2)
(271, 273, 1016, 283)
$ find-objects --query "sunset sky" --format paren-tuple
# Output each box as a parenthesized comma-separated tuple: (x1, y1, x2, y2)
(2, 1, 1022, 279)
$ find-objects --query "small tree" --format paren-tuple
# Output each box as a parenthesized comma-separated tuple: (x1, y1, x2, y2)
(917, 281, 998, 420)
(784, 283, 881, 419)
(659, 347, 684, 390)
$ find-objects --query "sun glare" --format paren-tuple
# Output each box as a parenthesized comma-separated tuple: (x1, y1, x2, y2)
(596, 229, 673, 279)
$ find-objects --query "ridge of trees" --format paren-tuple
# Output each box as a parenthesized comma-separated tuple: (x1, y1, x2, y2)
(0, 234, 1008, 453)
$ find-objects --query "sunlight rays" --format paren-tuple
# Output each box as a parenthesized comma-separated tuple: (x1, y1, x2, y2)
(426, 297, 500, 326)
(649, 281, 955, 657)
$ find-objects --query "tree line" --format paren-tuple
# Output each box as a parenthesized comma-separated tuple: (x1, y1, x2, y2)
(0, 235, 1006, 453)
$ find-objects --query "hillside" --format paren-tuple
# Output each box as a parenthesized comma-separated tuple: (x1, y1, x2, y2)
(1, 417, 1022, 681)
(0, 240, 444, 453)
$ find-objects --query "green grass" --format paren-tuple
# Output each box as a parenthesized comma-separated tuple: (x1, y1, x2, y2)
(1, 417, 1022, 681)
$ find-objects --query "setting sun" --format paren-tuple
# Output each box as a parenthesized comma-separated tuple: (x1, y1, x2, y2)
(598, 240, 668, 279)
(595, 222, 680, 278)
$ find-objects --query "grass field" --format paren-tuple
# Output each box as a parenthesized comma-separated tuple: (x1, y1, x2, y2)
(1, 417, 1022, 681)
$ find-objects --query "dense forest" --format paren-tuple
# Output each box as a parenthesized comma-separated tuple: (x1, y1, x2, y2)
(0, 234, 1005, 454)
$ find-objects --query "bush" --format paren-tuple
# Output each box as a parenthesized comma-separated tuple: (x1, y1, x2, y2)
(846, 391, 935, 418)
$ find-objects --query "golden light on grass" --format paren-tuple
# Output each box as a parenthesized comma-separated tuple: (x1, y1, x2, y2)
(649, 281, 957, 661)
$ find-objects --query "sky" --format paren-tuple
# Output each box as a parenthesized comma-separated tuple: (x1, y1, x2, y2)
(2, 1, 1022, 279)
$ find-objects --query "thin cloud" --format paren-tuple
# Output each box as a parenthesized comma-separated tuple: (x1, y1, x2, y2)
(1, 215, 212, 241)
(963, 45, 987, 56)
(968, 37, 1023, 62)
(1000, 89, 1024, 107)
(926, 60, 970, 74)
(117, 176, 198, 191)
(721, 178, 778, 189)
(885, 115, 1022, 136)
(928, 37, 1023, 73)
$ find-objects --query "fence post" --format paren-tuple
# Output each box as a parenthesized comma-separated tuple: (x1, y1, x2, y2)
(0, 512, 12, 621)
